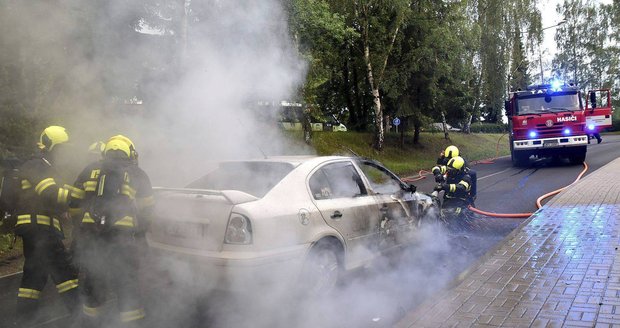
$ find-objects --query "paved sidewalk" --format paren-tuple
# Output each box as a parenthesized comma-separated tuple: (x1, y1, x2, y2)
(396, 157, 620, 328)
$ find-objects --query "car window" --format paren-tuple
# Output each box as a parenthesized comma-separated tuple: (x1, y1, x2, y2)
(309, 162, 366, 199)
(186, 162, 295, 198)
(358, 161, 402, 195)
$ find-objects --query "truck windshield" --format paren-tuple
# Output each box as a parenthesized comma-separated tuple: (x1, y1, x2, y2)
(516, 93, 581, 115)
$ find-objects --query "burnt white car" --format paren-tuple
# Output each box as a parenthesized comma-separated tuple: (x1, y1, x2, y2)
(147, 156, 438, 294)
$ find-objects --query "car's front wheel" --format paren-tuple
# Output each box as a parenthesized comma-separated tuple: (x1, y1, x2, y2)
(299, 241, 341, 296)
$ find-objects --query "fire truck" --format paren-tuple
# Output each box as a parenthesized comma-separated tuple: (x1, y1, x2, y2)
(585, 89, 613, 141)
(505, 82, 589, 167)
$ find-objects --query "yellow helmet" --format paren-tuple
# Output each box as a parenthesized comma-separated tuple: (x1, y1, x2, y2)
(447, 156, 465, 170)
(38, 126, 69, 151)
(88, 141, 106, 155)
(444, 145, 459, 159)
(104, 135, 137, 160)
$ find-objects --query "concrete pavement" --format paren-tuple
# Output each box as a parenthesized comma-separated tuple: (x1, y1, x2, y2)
(396, 157, 620, 327)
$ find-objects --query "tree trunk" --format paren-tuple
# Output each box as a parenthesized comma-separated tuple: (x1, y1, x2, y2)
(352, 51, 364, 131)
(441, 111, 449, 140)
(464, 113, 473, 134)
(413, 118, 421, 144)
(343, 49, 357, 131)
(363, 23, 383, 150)
(400, 117, 405, 149)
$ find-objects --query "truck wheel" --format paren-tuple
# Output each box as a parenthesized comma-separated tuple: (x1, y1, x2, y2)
(568, 147, 587, 165)
(511, 151, 529, 167)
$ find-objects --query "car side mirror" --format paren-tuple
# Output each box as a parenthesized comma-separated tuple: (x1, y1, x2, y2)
(407, 184, 416, 193)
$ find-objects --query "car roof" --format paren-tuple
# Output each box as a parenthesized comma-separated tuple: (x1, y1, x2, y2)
(220, 155, 353, 167)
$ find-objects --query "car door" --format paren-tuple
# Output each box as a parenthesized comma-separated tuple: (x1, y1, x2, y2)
(309, 160, 382, 269)
(355, 160, 418, 251)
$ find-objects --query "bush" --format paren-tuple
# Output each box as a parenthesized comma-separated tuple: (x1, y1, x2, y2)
(469, 123, 508, 133)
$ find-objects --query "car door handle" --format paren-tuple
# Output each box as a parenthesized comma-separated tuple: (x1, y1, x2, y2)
(331, 211, 343, 219)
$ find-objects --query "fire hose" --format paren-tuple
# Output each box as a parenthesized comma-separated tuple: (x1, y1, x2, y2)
(403, 161, 589, 219)
(402, 135, 589, 218)
(468, 161, 588, 218)
(403, 134, 508, 183)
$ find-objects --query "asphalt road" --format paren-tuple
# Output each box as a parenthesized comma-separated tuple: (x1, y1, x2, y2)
(2, 134, 619, 328)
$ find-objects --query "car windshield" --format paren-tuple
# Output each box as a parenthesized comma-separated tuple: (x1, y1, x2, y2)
(516, 93, 581, 115)
(186, 162, 295, 198)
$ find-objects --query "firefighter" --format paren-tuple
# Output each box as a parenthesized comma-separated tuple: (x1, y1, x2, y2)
(72, 135, 153, 327)
(13, 125, 82, 326)
(434, 156, 472, 219)
(588, 91, 603, 144)
(432, 145, 477, 205)
(67, 141, 106, 263)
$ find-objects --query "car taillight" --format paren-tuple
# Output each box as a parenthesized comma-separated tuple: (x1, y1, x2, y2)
(224, 213, 252, 244)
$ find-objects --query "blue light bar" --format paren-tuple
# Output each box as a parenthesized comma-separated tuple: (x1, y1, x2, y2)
(563, 128, 571, 135)
(550, 79, 563, 91)
(588, 124, 595, 130)
(528, 131, 538, 138)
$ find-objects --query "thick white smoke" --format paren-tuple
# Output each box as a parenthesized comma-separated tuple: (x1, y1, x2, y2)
(1, 1, 474, 327)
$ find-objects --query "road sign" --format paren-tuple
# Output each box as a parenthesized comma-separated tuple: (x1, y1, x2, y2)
(393, 117, 401, 126)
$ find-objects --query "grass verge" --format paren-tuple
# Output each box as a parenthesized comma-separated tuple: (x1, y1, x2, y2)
(311, 131, 510, 176)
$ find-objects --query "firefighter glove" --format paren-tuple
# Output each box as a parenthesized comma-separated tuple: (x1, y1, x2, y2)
(434, 173, 445, 183)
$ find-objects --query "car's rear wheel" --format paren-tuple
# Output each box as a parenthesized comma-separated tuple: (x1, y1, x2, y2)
(299, 241, 341, 296)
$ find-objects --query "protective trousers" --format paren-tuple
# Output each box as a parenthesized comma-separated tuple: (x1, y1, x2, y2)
(78, 230, 145, 327)
(16, 227, 79, 327)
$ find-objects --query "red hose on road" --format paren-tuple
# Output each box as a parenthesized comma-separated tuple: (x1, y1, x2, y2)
(468, 161, 589, 218)
(403, 135, 589, 218)
(403, 133, 508, 183)
(402, 170, 432, 183)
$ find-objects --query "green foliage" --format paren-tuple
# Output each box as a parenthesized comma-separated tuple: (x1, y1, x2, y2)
(311, 131, 510, 176)
(289, 0, 543, 137)
(0, 233, 15, 255)
(469, 123, 509, 133)
(553, 1, 619, 90)
(611, 107, 620, 131)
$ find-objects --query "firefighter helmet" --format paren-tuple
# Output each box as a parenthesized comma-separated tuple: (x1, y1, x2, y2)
(38, 126, 69, 151)
(444, 145, 459, 159)
(105, 135, 137, 160)
(447, 156, 465, 170)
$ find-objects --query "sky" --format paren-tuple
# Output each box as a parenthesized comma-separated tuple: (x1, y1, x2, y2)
(538, 0, 613, 71)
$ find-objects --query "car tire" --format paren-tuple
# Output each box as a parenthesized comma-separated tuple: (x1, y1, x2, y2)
(299, 242, 341, 297)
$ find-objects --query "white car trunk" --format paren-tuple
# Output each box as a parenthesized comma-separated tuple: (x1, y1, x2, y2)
(149, 189, 256, 251)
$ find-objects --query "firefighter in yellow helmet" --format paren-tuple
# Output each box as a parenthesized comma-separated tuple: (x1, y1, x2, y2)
(432, 145, 477, 205)
(13, 126, 82, 326)
(71, 135, 153, 327)
(434, 156, 472, 219)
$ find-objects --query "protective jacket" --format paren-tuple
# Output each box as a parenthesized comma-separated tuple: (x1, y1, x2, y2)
(432, 158, 476, 202)
(442, 170, 472, 202)
(16, 154, 84, 237)
(71, 159, 154, 232)
(72, 157, 153, 325)
(14, 153, 82, 326)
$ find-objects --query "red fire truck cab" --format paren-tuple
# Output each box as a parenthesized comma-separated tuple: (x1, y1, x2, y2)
(505, 83, 588, 167)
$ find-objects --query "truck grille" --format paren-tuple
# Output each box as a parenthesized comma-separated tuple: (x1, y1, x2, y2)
(535, 122, 564, 136)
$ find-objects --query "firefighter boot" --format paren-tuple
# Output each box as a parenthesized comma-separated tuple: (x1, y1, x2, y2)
(70, 308, 103, 328)
(15, 297, 40, 327)
(59, 288, 80, 322)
